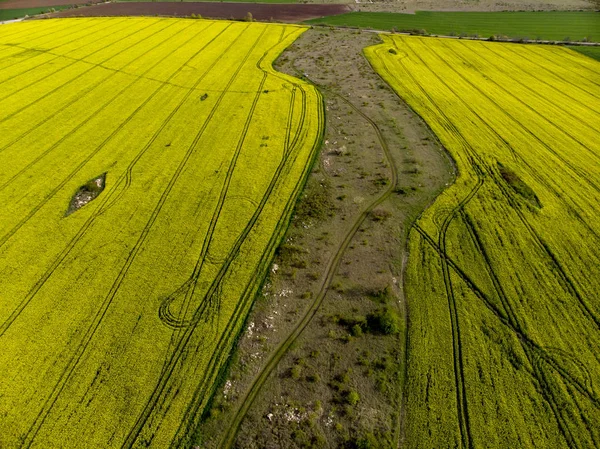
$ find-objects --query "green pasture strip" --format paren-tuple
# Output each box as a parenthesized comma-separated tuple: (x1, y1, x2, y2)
(0, 5, 70, 20)
(570, 44, 600, 61)
(306, 11, 600, 42)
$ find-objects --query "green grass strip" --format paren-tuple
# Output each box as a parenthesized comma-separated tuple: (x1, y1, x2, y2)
(570, 45, 600, 61)
(0, 5, 70, 20)
(306, 11, 600, 42)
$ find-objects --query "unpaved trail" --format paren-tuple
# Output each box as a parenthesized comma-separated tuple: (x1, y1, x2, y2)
(197, 28, 454, 449)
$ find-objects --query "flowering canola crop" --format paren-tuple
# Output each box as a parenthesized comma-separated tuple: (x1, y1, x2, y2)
(366, 35, 600, 448)
(0, 18, 323, 448)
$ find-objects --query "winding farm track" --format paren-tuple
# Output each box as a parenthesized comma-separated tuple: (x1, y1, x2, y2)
(217, 83, 399, 449)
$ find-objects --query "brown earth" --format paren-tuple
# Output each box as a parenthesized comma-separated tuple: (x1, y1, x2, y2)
(0, 0, 101, 10)
(48, 2, 351, 21)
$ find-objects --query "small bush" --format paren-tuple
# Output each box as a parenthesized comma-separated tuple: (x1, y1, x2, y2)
(346, 390, 360, 406)
(290, 365, 301, 380)
(350, 324, 363, 337)
(367, 308, 400, 335)
(370, 208, 391, 222)
(307, 373, 321, 383)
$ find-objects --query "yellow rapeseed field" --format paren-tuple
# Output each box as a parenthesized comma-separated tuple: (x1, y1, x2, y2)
(0, 18, 323, 448)
(366, 35, 600, 448)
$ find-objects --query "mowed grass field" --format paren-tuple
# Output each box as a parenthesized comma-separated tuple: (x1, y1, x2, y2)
(366, 36, 600, 448)
(308, 11, 600, 42)
(0, 18, 322, 448)
(0, 6, 70, 21)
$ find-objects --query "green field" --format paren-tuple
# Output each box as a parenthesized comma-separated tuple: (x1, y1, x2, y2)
(569, 44, 600, 61)
(307, 11, 600, 42)
(0, 17, 322, 448)
(366, 35, 600, 448)
(0, 5, 70, 20)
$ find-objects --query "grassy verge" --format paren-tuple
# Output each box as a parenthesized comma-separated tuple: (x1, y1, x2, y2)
(306, 11, 600, 42)
(0, 5, 70, 20)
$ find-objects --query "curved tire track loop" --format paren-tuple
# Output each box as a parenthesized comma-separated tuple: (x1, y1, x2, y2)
(169, 101, 315, 447)
(157, 28, 304, 331)
(0, 21, 230, 336)
(161, 36, 320, 448)
(217, 70, 399, 447)
(393, 37, 599, 446)
(18, 23, 257, 448)
(0, 18, 189, 161)
(172, 70, 316, 449)
(127, 28, 319, 449)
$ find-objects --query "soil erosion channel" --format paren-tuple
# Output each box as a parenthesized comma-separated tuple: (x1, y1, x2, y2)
(198, 28, 454, 448)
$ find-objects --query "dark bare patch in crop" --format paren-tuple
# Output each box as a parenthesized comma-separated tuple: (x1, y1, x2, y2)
(498, 162, 541, 208)
(66, 173, 106, 216)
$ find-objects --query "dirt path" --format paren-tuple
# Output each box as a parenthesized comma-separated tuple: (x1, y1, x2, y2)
(197, 28, 454, 448)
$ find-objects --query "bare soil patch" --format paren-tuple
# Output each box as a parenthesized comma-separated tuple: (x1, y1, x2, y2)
(66, 173, 106, 216)
(49, 2, 351, 21)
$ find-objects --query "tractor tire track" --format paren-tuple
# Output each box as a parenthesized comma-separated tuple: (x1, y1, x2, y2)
(0, 18, 111, 73)
(405, 38, 600, 197)
(167, 84, 307, 448)
(472, 41, 600, 121)
(0, 19, 70, 45)
(399, 35, 599, 443)
(216, 82, 397, 449)
(21, 23, 257, 449)
(0, 21, 220, 248)
(118, 26, 274, 449)
(0, 18, 130, 95)
(509, 45, 600, 98)
(0, 18, 185, 158)
(437, 40, 600, 165)
(0, 18, 151, 123)
(165, 52, 316, 445)
(0, 23, 190, 193)
(0, 22, 232, 335)
(388, 38, 484, 448)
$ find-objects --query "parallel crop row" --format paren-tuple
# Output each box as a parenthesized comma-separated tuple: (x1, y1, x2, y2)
(365, 36, 600, 448)
(0, 18, 323, 448)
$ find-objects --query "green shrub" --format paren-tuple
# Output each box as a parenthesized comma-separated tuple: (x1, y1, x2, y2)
(346, 390, 360, 406)
(367, 307, 400, 335)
